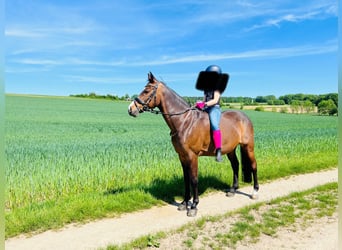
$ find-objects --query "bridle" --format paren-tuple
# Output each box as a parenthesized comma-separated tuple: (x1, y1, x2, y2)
(133, 81, 197, 116)
(133, 82, 159, 113)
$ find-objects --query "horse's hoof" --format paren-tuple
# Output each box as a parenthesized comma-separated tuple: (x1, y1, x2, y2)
(187, 208, 198, 217)
(251, 194, 259, 200)
(178, 203, 187, 211)
(226, 191, 235, 197)
(251, 190, 259, 200)
(226, 188, 236, 197)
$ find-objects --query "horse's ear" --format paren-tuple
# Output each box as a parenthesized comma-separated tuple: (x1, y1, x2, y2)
(148, 72, 156, 83)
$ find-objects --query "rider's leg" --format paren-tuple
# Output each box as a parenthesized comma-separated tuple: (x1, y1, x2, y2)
(208, 105, 222, 162)
(212, 130, 222, 162)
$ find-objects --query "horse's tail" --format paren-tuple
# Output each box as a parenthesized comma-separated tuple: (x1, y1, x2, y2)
(240, 146, 252, 183)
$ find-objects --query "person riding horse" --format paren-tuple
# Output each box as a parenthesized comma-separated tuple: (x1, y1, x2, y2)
(195, 65, 229, 162)
(128, 72, 258, 217)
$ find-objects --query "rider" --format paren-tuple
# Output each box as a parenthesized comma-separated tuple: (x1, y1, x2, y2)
(195, 65, 228, 162)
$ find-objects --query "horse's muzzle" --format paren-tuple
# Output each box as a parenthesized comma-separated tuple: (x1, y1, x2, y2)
(128, 110, 137, 117)
(128, 101, 139, 117)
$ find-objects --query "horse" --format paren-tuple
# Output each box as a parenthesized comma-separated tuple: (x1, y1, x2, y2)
(128, 72, 259, 217)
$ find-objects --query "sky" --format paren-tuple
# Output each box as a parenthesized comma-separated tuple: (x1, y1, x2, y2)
(5, 0, 338, 98)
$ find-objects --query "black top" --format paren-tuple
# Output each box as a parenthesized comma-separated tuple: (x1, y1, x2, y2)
(204, 90, 220, 106)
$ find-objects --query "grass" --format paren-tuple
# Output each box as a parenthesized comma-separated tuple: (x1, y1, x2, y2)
(6, 190, 159, 237)
(5, 95, 337, 238)
(106, 182, 337, 249)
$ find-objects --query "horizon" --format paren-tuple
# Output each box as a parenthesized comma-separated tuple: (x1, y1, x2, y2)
(5, 91, 338, 100)
(5, 1, 337, 97)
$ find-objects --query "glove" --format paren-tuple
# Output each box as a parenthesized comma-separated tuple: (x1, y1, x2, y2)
(195, 101, 206, 110)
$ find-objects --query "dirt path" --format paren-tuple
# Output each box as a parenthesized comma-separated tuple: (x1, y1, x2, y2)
(5, 168, 338, 250)
(236, 212, 338, 250)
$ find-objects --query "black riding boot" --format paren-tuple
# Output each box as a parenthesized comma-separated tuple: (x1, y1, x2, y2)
(216, 148, 222, 162)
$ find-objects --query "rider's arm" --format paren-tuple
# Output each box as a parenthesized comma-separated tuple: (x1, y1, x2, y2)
(205, 90, 221, 107)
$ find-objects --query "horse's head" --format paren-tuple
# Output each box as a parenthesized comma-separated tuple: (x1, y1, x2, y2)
(128, 72, 161, 117)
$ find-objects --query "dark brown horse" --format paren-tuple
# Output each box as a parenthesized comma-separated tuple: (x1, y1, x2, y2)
(128, 72, 259, 216)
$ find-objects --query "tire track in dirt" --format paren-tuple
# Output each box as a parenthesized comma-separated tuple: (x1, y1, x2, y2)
(5, 168, 337, 250)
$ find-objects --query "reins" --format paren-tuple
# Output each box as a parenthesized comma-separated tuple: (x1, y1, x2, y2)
(143, 106, 197, 116)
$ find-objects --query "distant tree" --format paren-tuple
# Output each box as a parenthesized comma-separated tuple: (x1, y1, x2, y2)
(255, 106, 264, 112)
(315, 93, 338, 107)
(89, 92, 96, 98)
(267, 99, 285, 105)
(329, 106, 338, 116)
(280, 107, 288, 113)
(255, 95, 276, 103)
(243, 97, 253, 105)
(219, 99, 224, 107)
(274, 99, 285, 105)
(293, 93, 304, 101)
(255, 96, 267, 103)
(279, 95, 291, 104)
(303, 100, 314, 113)
(279, 93, 305, 104)
(290, 100, 301, 114)
(324, 93, 338, 107)
(318, 99, 337, 115)
(265, 95, 276, 101)
(303, 94, 319, 104)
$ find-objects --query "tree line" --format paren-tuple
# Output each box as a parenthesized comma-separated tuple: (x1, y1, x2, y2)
(70, 92, 338, 115)
(70, 92, 131, 101)
(260, 93, 338, 115)
(184, 93, 338, 115)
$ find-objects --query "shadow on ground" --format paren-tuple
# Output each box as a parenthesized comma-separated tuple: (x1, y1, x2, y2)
(104, 175, 232, 207)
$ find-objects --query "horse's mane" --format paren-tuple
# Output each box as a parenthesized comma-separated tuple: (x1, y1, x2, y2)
(161, 81, 191, 108)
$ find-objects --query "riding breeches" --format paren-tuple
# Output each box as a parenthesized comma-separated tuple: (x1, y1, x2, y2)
(205, 105, 221, 131)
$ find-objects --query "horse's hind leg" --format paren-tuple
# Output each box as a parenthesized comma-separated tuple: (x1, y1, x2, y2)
(241, 144, 259, 199)
(226, 149, 239, 197)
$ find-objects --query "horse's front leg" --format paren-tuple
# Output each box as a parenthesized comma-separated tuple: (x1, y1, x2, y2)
(178, 161, 191, 211)
(187, 156, 199, 217)
(178, 155, 199, 217)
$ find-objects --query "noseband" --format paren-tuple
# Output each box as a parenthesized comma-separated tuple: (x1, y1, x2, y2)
(134, 82, 159, 113)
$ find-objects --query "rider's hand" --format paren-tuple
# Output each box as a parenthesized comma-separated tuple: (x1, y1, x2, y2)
(195, 101, 206, 110)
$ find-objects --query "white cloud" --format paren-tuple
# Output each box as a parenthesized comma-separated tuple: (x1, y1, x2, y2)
(63, 75, 141, 85)
(13, 58, 62, 66)
(10, 57, 126, 67)
(245, 1, 337, 31)
(9, 40, 337, 69)
(132, 42, 337, 66)
(5, 29, 46, 38)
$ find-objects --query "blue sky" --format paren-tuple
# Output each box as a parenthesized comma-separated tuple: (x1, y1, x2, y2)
(5, 0, 338, 97)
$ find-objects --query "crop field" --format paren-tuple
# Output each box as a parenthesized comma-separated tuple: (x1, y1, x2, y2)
(5, 94, 337, 237)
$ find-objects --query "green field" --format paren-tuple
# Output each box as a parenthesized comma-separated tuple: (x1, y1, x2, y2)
(5, 95, 337, 237)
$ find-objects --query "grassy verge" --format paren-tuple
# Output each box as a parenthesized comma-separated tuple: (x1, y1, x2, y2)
(106, 182, 337, 249)
(5, 190, 161, 238)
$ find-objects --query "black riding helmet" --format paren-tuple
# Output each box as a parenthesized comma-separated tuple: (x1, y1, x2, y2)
(196, 65, 229, 93)
(205, 65, 222, 74)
